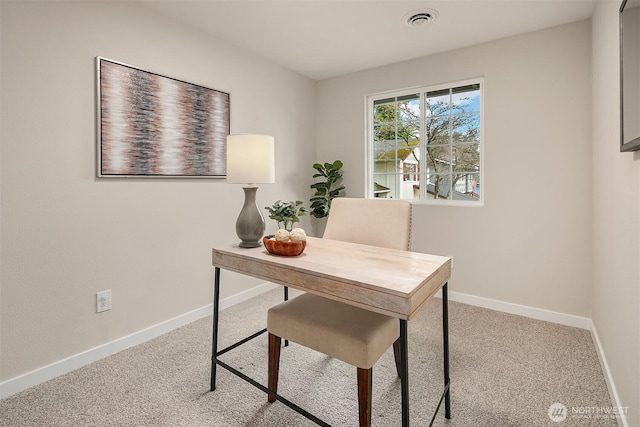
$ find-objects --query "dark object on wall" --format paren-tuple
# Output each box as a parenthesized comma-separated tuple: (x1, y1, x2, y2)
(96, 57, 230, 177)
(620, 0, 640, 152)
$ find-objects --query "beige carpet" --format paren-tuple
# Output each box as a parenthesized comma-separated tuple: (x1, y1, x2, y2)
(0, 288, 617, 426)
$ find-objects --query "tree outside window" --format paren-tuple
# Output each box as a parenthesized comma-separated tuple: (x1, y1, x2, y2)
(369, 80, 482, 204)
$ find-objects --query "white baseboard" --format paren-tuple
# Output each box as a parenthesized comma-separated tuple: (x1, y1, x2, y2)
(0, 281, 278, 400)
(436, 289, 625, 426)
(589, 322, 628, 427)
(435, 289, 592, 329)
(0, 282, 615, 412)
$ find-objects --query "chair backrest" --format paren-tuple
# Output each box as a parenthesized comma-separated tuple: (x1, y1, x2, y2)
(322, 198, 412, 251)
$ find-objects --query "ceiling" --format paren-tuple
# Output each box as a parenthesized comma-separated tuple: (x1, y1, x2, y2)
(143, 0, 598, 81)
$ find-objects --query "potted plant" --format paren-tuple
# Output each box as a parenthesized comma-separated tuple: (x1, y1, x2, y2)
(265, 200, 307, 231)
(309, 160, 345, 219)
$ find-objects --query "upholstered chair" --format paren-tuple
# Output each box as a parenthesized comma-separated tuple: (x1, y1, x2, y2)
(267, 197, 412, 426)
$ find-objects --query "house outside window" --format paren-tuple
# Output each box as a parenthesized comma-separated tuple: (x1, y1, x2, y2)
(367, 79, 483, 205)
(403, 163, 418, 181)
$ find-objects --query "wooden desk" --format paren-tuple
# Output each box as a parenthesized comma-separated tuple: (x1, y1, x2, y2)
(211, 237, 452, 426)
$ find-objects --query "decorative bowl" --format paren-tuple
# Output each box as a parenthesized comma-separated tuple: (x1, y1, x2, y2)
(263, 236, 306, 256)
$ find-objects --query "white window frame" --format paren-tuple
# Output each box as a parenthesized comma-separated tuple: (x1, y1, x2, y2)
(365, 78, 484, 206)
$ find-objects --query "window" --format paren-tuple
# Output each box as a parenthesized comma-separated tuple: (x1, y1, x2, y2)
(367, 79, 482, 204)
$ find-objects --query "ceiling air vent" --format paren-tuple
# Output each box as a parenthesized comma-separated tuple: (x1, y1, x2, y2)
(403, 9, 438, 27)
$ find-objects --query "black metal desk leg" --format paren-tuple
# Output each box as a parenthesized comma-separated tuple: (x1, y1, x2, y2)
(442, 282, 451, 418)
(210, 267, 221, 391)
(400, 319, 409, 426)
(284, 286, 289, 347)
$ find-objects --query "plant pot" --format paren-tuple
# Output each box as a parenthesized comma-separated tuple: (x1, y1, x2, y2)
(310, 217, 327, 238)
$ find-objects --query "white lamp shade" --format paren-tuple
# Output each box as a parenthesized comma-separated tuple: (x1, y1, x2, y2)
(226, 134, 276, 184)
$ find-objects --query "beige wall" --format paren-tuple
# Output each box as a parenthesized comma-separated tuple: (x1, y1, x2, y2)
(0, 1, 316, 380)
(2, 1, 638, 420)
(317, 20, 593, 317)
(592, 2, 640, 425)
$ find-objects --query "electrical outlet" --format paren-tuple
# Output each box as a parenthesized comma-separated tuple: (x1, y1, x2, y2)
(96, 290, 112, 313)
(449, 256, 454, 270)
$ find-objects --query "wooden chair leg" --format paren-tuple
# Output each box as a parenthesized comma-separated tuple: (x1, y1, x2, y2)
(393, 338, 402, 378)
(268, 333, 281, 403)
(357, 367, 373, 427)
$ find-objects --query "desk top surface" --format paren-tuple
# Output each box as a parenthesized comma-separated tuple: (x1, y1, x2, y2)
(212, 237, 451, 320)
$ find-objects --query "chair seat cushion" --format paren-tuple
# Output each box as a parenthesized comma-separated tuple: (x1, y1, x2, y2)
(267, 293, 399, 369)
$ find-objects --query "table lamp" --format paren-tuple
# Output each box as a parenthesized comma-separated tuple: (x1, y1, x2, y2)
(226, 134, 275, 248)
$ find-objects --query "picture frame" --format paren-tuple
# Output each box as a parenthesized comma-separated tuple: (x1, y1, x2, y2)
(620, 0, 640, 152)
(96, 57, 230, 177)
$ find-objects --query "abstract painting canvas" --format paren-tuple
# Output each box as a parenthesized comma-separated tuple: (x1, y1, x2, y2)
(96, 57, 230, 177)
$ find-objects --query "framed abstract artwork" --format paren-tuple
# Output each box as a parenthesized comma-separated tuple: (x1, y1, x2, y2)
(96, 57, 230, 177)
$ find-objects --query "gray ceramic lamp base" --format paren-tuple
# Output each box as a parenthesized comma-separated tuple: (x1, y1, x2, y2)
(236, 186, 265, 248)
